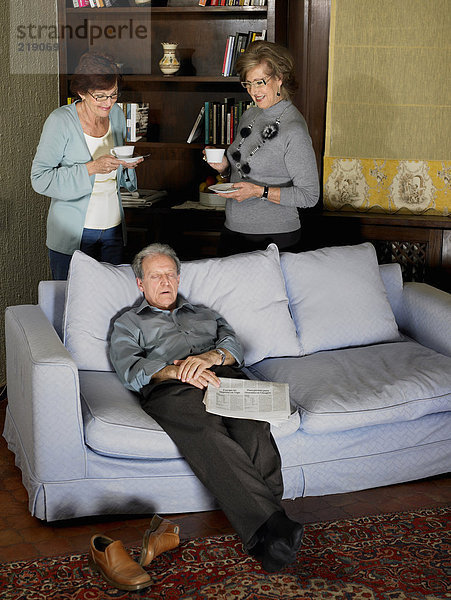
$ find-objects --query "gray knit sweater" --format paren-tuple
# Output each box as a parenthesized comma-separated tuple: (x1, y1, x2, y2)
(226, 100, 319, 235)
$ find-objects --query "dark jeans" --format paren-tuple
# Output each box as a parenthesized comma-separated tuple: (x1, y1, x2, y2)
(140, 365, 284, 547)
(48, 224, 124, 280)
(217, 226, 301, 257)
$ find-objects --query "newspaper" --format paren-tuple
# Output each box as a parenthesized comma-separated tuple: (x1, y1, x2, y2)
(203, 378, 291, 426)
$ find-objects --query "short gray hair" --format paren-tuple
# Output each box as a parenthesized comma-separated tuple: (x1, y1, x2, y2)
(132, 243, 181, 279)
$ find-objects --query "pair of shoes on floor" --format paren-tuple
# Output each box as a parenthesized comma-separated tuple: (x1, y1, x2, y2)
(254, 511, 304, 573)
(88, 514, 180, 591)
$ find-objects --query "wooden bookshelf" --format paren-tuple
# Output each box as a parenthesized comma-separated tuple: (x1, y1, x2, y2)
(57, 1, 279, 199)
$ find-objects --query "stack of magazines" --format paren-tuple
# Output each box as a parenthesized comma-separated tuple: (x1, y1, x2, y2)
(121, 189, 167, 208)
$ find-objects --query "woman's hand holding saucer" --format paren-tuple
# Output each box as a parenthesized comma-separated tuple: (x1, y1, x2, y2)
(117, 156, 143, 169)
(215, 181, 262, 203)
(86, 154, 143, 176)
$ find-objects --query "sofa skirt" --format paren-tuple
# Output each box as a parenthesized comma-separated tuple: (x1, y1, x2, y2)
(4, 405, 450, 521)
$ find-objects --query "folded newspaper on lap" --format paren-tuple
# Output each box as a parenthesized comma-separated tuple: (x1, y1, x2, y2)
(204, 378, 291, 426)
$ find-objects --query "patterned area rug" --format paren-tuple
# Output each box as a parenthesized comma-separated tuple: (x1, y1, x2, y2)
(0, 507, 449, 599)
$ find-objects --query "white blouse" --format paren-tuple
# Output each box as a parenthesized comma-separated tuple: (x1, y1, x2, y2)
(83, 124, 121, 230)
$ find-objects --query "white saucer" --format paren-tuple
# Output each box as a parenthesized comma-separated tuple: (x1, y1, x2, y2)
(208, 183, 236, 194)
(117, 156, 144, 163)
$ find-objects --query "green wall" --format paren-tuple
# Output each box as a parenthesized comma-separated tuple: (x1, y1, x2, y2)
(0, 1, 58, 384)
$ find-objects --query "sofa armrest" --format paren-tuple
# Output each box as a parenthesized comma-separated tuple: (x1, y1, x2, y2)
(399, 283, 451, 357)
(5, 305, 87, 481)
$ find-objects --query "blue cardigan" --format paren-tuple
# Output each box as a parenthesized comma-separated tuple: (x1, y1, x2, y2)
(31, 102, 137, 255)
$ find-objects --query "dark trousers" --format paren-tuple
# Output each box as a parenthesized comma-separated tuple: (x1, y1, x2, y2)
(217, 226, 301, 257)
(140, 366, 284, 547)
(48, 224, 124, 280)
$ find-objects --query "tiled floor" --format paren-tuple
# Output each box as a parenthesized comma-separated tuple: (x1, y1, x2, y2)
(0, 399, 449, 563)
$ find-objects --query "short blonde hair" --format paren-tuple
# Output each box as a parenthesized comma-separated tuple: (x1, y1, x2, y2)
(235, 41, 298, 101)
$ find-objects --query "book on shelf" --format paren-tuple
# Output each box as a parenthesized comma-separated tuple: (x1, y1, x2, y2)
(201, 98, 252, 146)
(222, 35, 235, 77)
(186, 105, 205, 143)
(222, 29, 267, 77)
(118, 102, 150, 142)
(204, 101, 210, 144)
(222, 36, 232, 76)
(71, 0, 114, 7)
(198, 0, 266, 6)
(231, 32, 248, 76)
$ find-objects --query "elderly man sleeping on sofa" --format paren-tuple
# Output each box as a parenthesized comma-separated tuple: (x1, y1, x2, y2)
(109, 242, 304, 578)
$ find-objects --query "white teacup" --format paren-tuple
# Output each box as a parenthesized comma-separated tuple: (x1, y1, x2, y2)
(205, 148, 225, 163)
(111, 146, 134, 158)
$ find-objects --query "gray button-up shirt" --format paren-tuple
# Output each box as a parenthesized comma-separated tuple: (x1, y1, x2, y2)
(110, 295, 244, 393)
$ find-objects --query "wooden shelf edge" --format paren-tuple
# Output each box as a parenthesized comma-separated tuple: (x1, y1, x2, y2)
(65, 6, 268, 14)
(319, 210, 451, 228)
(123, 75, 241, 83)
(132, 141, 204, 149)
(63, 74, 241, 83)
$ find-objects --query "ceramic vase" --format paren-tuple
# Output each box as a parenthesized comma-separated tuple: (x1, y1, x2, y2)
(159, 42, 180, 76)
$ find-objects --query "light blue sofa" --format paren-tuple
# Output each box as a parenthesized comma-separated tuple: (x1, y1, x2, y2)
(4, 243, 451, 521)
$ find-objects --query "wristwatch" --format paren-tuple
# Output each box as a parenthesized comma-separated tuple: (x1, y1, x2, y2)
(215, 348, 227, 366)
(219, 166, 231, 180)
(261, 185, 269, 200)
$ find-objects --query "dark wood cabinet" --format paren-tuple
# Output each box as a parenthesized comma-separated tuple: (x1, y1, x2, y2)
(57, 1, 279, 200)
(300, 211, 451, 292)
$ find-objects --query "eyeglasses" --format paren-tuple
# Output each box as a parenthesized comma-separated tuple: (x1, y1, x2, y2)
(240, 75, 273, 90)
(88, 90, 119, 102)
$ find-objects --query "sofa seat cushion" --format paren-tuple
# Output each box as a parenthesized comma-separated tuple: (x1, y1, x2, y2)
(80, 371, 181, 460)
(247, 339, 451, 434)
(80, 371, 300, 460)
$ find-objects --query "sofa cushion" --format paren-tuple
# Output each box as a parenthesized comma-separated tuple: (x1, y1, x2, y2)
(378, 263, 404, 325)
(64, 251, 141, 371)
(179, 244, 300, 365)
(248, 339, 451, 434)
(80, 371, 301, 460)
(280, 243, 400, 355)
(64, 245, 299, 372)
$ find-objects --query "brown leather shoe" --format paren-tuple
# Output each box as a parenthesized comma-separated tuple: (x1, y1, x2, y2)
(139, 514, 180, 567)
(89, 534, 152, 592)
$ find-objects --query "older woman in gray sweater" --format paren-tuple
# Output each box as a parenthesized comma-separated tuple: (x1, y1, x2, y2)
(206, 41, 319, 256)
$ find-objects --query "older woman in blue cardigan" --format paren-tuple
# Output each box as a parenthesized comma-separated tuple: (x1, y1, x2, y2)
(32, 52, 143, 280)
